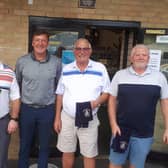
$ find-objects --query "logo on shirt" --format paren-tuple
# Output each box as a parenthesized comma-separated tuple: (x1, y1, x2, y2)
(83, 108, 91, 118)
(120, 141, 128, 150)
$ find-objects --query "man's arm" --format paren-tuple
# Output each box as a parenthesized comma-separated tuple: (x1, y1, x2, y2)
(160, 98, 168, 144)
(91, 92, 109, 109)
(15, 58, 23, 89)
(8, 98, 20, 134)
(55, 58, 62, 86)
(108, 95, 121, 137)
(54, 94, 63, 134)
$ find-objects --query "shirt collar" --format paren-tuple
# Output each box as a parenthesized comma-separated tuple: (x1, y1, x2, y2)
(72, 59, 93, 70)
(31, 50, 50, 63)
(128, 66, 151, 76)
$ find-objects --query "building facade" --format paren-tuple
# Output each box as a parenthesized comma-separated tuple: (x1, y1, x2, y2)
(1, 0, 168, 159)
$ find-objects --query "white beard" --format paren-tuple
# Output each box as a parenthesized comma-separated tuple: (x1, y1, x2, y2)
(133, 62, 147, 69)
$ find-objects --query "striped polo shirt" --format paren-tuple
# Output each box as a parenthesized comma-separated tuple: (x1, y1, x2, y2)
(0, 63, 20, 118)
(109, 66, 168, 138)
(56, 59, 110, 117)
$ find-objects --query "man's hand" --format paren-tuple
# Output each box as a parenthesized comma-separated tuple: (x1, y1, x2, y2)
(163, 129, 168, 144)
(111, 123, 121, 137)
(91, 100, 100, 110)
(54, 117, 62, 134)
(7, 120, 18, 134)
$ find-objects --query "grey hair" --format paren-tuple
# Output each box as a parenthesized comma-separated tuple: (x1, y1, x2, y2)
(73, 38, 92, 49)
(130, 44, 149, 57)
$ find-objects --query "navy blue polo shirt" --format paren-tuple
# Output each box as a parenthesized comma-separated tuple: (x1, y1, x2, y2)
(109, 66, 168, 138)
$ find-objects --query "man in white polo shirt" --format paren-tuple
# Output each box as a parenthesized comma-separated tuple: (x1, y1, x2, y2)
(0, 62, 20, 168)
(54, 38, 110, 168)
(108, 44, 168, 168)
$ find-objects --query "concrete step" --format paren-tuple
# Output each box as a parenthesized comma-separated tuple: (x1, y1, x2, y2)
(8, 157, 168, 168)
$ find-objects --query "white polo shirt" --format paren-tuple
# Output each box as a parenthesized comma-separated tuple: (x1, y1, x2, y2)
(56, 60, 110, 117)
(0, 63, 20, 118)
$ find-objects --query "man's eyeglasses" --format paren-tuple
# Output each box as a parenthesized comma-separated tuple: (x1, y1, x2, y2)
(74, 48, 91, 52)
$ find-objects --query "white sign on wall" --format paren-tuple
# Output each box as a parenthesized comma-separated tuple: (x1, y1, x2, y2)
(148, 49, 161, 71)
(156, 35, 168, 43)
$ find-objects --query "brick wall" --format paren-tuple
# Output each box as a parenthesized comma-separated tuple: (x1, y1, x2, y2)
(1, 0, 168, 159)
(0, 0, 168, 68)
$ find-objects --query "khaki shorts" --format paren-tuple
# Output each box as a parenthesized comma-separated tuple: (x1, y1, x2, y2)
(57, 111, 100, 158)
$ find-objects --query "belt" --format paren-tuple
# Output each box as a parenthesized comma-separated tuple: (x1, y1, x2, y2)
(23, 103, 53, 109)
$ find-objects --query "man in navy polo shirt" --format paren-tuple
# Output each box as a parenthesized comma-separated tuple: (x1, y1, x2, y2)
(108, 44, 168, 168)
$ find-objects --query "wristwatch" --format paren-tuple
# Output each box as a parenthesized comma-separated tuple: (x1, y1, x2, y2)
(10, 117, 19, 122)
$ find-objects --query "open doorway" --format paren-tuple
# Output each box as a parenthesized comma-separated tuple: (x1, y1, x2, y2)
(85, 27, 123, 79)
(84, 27, 126, 155)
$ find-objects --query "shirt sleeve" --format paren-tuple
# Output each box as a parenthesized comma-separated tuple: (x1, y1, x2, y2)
(55, 58, 62, 86)
(109, 71, 119, 97)
(55, 74, 64, 95)
(160, 72, 168, 99)
(15, 57, 23, 86)
(101, 65, 111, 93)
(10, 73, 20, 100)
